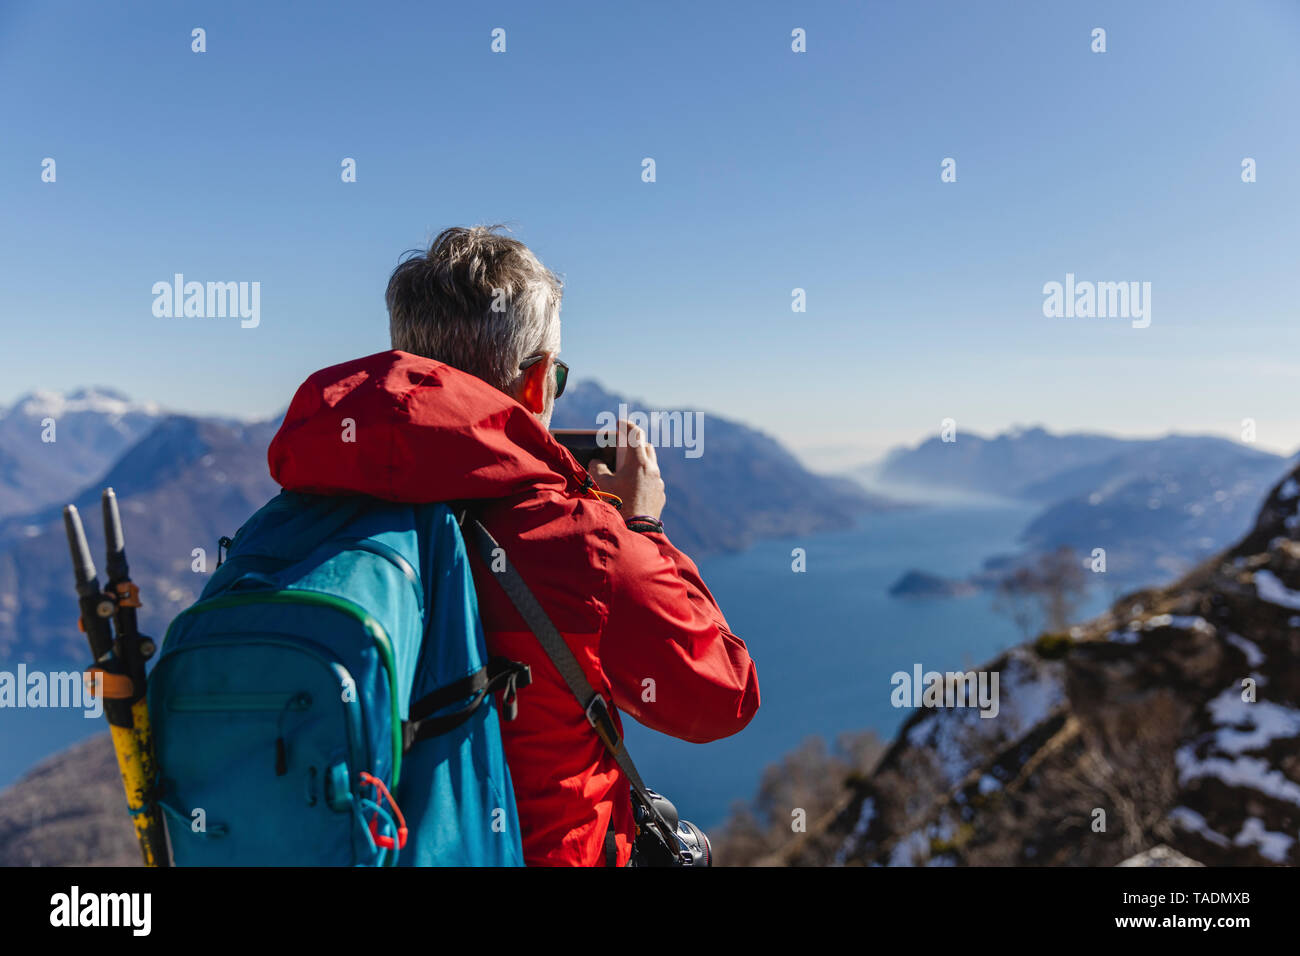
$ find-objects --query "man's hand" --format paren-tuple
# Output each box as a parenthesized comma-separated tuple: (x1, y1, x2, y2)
(589, 420, 666, 520)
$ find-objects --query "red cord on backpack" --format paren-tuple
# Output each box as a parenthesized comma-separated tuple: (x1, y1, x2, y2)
(360, 771, 408, 851)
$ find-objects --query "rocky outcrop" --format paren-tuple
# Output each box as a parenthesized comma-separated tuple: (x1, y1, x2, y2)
(1118, 845, 1203, 867)
(804, 464, 1300, 867)
(888, 570, 978, 598)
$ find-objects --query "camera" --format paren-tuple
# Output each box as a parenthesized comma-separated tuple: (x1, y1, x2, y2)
(632, 788, 712, 867)
(551, 429, 618, 471)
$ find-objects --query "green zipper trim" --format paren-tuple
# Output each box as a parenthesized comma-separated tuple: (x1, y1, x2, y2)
(167, 589, 404, 785)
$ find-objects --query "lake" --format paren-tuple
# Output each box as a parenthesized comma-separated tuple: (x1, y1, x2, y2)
(0, 503, 1112, 836)
(623, 502, 1112, 830)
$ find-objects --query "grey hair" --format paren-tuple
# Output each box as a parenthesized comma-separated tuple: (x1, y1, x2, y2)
(385, 225, 562, 392)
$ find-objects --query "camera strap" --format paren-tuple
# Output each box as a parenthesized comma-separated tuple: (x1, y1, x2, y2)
(464, 515, 680, 854)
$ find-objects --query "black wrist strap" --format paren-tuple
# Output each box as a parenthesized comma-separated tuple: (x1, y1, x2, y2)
(624, 515, 664, 534)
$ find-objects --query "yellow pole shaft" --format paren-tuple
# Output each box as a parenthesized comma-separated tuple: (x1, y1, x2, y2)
(108, 697, 168, 867)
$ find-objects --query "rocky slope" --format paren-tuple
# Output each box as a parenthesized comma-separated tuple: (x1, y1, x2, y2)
(0, 734, 139, 866)
(784, 463, 1300, 866)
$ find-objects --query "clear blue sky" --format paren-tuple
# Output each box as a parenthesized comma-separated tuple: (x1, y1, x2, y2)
(3, 0, 1298, 469)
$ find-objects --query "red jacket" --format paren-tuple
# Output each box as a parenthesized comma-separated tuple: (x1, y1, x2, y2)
(267, 350, 760, 866)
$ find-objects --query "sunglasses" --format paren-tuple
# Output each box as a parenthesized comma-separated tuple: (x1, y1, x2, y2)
(519, 354, 569, 399)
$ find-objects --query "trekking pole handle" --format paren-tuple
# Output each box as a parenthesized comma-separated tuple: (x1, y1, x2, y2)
(64, 505, 100, 597)
(102, 487, 129, 583)
(64, 505, 117, 662)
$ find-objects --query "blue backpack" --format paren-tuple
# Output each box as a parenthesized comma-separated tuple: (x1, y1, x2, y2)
(147, 491, 530, 866)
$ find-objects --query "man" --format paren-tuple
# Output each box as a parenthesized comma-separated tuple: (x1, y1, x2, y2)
(268, 225, 760, 865)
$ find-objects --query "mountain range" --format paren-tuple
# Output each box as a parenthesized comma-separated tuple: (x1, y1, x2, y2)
(552, 381, 889, 554)
(870, 427, 1293, 587)
(0, 380, 883, 662)
(871, 426, 1135, 502)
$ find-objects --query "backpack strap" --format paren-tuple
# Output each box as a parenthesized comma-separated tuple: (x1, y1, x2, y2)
(464, 515, 681, 857)
(402, 657, 531, 752)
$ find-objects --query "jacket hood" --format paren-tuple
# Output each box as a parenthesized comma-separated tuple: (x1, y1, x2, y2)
(268, 350, 588, 503)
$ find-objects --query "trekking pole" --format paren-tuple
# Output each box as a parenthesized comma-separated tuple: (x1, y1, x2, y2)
(63, 492, 170, 866)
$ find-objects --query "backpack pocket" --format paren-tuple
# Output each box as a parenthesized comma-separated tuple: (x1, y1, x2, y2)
(151, 637, 391, 866)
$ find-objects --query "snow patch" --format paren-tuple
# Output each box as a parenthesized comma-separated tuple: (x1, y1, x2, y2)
(1224, 632, 1265, 668)
(1253, 569, 1300, 610)
(1232, 817, 1295, 863)
(1175, 750, 1300, 807)
(903, 651, 1064, 790)
(12, 387, 160, 421)
(1205, 687, 1300, 755)
(1167, 806, 1230, 847)
(1143, 614, 1214, 633)
(834, 797, 876, 866)
(887, 829, 930, 867)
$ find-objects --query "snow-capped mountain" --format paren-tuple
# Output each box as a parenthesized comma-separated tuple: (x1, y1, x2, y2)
(0, 388, 164, 518)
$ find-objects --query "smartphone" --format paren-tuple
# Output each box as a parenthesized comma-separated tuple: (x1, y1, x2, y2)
(551, 429, 617, 471)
